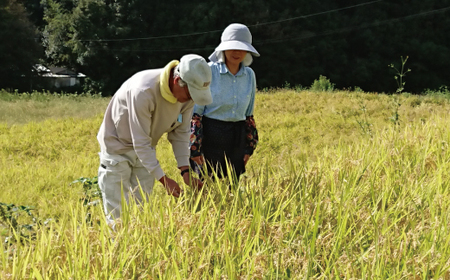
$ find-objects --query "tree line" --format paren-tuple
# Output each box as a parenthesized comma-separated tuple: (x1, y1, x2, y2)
(2, 0, 449, 95)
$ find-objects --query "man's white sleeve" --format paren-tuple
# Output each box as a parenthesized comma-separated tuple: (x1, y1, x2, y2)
(127, 89, 165, 180)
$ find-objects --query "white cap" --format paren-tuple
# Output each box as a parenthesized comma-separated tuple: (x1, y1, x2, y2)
(179, 54, 212, 106)
(209, 23, 260, 66)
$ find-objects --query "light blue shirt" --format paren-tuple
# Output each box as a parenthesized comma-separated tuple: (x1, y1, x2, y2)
(193, 61, 256, 122)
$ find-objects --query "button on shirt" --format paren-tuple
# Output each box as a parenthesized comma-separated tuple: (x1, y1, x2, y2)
(193, 62, 256, 122)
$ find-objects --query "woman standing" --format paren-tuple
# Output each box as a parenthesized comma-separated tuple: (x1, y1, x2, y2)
(190, 23, 259, 182)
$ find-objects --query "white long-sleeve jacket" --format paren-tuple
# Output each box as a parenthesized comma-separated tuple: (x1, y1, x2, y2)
(97, 63, 193, 180)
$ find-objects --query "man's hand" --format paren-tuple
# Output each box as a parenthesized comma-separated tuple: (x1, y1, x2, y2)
(180, 166, 203, 191)
(159, 176, 182, 197)
(182, 172, 203, 191)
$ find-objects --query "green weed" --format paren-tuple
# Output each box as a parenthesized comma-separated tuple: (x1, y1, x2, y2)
(389, 56, 411, 93)
(389, 96, 402, 126)
(354, 102, 373, 136)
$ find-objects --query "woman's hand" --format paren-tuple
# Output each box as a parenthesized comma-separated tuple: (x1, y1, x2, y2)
(191, 155, 205, 165)
(244, 154, 250, 166)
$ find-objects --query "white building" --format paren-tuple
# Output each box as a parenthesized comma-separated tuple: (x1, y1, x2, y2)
(34, 64, 86, 88)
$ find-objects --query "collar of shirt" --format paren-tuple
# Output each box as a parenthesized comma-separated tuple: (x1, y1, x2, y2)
(193, 61, 255, 122)
(218, 62, 246, 77)
(159, 60, 179, 103)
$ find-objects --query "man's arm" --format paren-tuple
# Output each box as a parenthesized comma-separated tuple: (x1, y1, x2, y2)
(168, 103, 203, 190)
(167, 102, 194, 168)
(126, 88, 182, 196)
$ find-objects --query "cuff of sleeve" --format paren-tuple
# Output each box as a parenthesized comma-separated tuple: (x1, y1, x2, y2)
(245, 147, 254, 156)
(152, 167, 165, 181)
(176, 156, 190, 169)
(190, 148, 202, 158)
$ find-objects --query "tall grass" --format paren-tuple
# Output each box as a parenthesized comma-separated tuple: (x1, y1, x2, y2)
(1, 89, 450, 278)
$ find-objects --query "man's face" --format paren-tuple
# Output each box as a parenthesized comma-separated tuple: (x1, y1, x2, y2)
(173, 77, 192, 103)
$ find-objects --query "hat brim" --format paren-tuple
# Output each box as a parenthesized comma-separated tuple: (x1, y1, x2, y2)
(215, 41, 260, 57)
(188, 85, 212, 106)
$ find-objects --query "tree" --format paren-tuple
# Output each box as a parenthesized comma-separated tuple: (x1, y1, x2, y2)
(0, 0, 42, 91)
(41, 0, 450, 94)
(41, 0, 273, 95)
(18, 0, 45, 29)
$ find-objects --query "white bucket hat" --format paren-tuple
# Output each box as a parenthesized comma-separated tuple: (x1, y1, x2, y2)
(209, 23, 260, 66)
(179, 54, 212, 106)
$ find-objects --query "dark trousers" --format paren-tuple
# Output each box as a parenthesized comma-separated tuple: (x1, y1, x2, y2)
(192, 116, 246, 181)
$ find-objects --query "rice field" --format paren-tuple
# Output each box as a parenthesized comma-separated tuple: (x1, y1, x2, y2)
(1, 89, 450, 279)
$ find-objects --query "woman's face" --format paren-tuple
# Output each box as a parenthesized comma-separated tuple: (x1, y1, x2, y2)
(224, 50, 247, 66)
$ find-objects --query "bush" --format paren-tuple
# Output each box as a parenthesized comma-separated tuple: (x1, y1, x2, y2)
(310, 75, 335, 92)
(423, 86, 450, 96)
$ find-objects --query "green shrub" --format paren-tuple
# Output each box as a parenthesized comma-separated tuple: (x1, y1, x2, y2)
(310, 75, 335, 92)
(423, 86, 450, 96)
